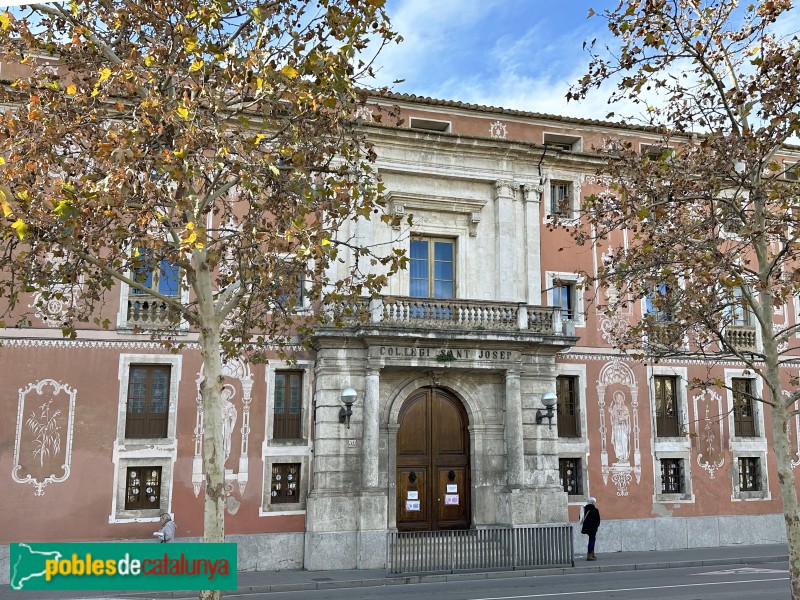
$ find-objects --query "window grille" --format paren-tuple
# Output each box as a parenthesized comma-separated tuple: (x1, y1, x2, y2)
(125, 466, 162, 510)
(738, 457, 760, 491)
(660, 458, 683, 494)
(550, 182, 571, 215)
(559, 458, 582, 495)
(271, 463, 300, 504)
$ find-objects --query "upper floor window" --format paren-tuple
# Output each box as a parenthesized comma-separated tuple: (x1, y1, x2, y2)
(550, 181, 572, 217)
(126, 365, 170, 439)
(732, 378, 757, 437)
(645, 282, 673, 322)
(654, 375, 680, 437)
(410, 237, 454, 299)
(556, 375, 579, 438)
(132, 254, 180, 297)
(728, 286, 753, 327)
(274, 265, 305, 310)
(273, 371, 303, 440)
(552, 281, 575, 321)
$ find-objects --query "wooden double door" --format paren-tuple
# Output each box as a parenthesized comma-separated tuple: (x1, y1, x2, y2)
(396, 388, 471, 531)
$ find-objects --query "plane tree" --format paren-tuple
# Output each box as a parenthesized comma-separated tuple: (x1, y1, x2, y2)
(569, 1, 800, 595)
(0, 2, 403, 598)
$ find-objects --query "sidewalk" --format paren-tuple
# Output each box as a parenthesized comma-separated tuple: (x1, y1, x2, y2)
(2, 543, 789, 599)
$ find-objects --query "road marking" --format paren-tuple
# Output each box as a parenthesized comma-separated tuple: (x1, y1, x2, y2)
(692, 567, 788, 575)
(447, 577, 790, 599)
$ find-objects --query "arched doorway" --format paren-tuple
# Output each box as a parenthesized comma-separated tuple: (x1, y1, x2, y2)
(396, 387, 470, 531)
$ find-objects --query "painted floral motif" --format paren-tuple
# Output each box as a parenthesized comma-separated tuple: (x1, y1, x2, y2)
(26, 401, 62, 467)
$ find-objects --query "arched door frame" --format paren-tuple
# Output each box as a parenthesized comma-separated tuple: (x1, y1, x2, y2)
(384, 374, 482, 530)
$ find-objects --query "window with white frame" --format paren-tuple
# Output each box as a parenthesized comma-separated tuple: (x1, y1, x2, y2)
(659, 458, 684, 494)
(410, 237, 455, 299)
(546, 272, 584, 327)
(544, 175, 580, 221)
(118, 252, 189, 331)
(111, 354, 181, 522)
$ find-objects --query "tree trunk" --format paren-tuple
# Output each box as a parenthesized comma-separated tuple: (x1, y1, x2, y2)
(196, 261, 225, 600)
(764, 347, 800, 599)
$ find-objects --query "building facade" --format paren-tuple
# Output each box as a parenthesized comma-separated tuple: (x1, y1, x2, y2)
(1, 92, 798, 578)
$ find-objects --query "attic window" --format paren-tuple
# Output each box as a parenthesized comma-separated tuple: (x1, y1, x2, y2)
(543, 133, 581, 152)
(642, 144, 673, 160)
(409, 118, 451, 133)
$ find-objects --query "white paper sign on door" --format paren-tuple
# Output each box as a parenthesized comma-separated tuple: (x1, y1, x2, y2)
(405, 500, 421, 511)
(444, 494, 459, 505)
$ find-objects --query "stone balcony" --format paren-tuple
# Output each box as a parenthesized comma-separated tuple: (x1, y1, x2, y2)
(331, 295, 575, 339)
(724, 325, 758, 352)
(127, 293, 179, 329)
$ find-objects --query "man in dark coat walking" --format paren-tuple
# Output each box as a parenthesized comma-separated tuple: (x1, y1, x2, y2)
(580, 497, 601, 560)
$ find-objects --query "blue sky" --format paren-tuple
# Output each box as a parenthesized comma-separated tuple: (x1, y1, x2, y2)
(374, 0, 621, 119)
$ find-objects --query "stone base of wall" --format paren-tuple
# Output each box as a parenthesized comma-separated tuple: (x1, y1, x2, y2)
(571, 514, 787, 556)
(0, 517, 788, 585)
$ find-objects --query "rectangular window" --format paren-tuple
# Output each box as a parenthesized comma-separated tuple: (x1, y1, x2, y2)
(125, 365, 170, 438)
(738, 457, 761, 491)
(270, 463, 300, 503)
(275, 267, 304, 310)
(729, 286, 753, 326)
(552, 281, 575, 321)
(410, 237, 454, 299)
(559, 458, 582, 496)
(733, 378, 756, 437)
(132, 255, 180, 297)
(660, 458, 683, 494)
(550, 181, 572, 215)
(125, 466, 162, 510)
(556, 376, 579, 438)
(654, 375, 680, 437)
(273, 371, 303, 440)
(645, 282, 673, 322)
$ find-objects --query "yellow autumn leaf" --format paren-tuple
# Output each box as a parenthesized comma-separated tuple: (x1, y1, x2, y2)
(321, 238, 331, 246)
(1, 201, 11, 217)
(281, 65, 299, 79)
(11, 218, 28, 240)
(269, 165, 280, 177)
(183, 36, 198, 52)
(66, 84, 77, 95)
(176, 105, 189, 119)
(98, 67, 111, 83)
(0, 12, 10, 30)
(173, 146, 187, 158)
(186, 222, 195, 230)
(187, 231, 197, 245)
(0, 157, 5, 165)
(144, 55, 155, 67)
(190, 59, 204, 72)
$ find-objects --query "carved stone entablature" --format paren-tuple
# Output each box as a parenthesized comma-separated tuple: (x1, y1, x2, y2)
(385, 191, 487, 236)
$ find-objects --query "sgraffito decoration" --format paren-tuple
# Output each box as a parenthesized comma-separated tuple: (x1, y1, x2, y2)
(597, 359, 641, 496)
(694, 389, 726, 479)
(12, 379, 76, 496)
(192, 359, 254, 507)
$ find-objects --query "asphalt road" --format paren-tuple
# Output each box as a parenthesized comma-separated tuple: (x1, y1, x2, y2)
(191, 560, 792, 600)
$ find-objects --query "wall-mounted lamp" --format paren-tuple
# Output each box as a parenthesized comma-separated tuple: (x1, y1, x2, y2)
(339, 387, 357, 429)
(536, 391, 558, 428)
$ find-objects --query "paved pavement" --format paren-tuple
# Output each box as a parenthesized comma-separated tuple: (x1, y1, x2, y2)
(1, 543, 789, 599)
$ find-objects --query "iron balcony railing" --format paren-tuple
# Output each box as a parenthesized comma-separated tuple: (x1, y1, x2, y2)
(333, 296, 573, 336)
(387, 524, 574, 575)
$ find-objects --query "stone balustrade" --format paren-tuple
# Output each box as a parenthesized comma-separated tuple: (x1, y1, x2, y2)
(127, 294, 177, 329)
(335, 296, 568, 335)
(724, 325, 758, 352)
